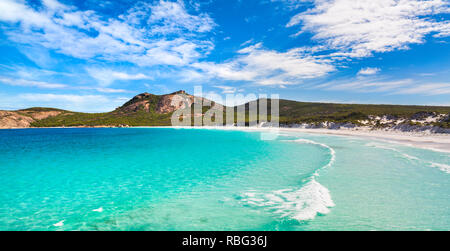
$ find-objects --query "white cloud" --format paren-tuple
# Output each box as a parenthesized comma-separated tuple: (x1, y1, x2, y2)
(192, 43, 335, 85)
(323, 79, 412, 92)
(240, 39, 255, 47)
(145, 0, 216, 34)
(269, 0, 311, 10)
(2, 0, 447, 92)
(0, 0, 216, 67)
(214, 85, 238, 94)
(18, 46, 58, 68)
(0, 77, 67, 89)
(418, 73, 437, 77)
(0, 76, 130, 93)
(317, 76, 450, 96)
(287, 0, 450, 58)
(80, 87, 131, 94)
(394, 83, 450, 95)
(203, 90, 256, 106)
(358, 67, 380, 75)
(192, 62, 259, 82)
(86, 68, 152, 86)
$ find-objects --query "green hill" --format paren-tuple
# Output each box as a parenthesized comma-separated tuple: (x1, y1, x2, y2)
(1, 91, 449, 129)
(257, 99, 450, 126)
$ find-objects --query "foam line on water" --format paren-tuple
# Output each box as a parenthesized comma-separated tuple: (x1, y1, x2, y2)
(239, 138, 336, 221)
(365, 142, 419, 161)
(429, 162, 450, 174)
(288, 139, 336, 176)
(366, 142, 449, 174)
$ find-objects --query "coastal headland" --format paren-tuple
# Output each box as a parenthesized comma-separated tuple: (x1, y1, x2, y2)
(1, 91, 450, 152)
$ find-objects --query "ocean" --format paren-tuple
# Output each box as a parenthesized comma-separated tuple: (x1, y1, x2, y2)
(0, 128, 449, 230)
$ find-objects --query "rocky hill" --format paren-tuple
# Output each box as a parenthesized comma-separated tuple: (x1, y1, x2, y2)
(114, 90, 195, 114)
(0, 108, 67, 129)
(1, 91, 450, 132)
(0, 91, 218, 128)
(241, 99, 450, 132)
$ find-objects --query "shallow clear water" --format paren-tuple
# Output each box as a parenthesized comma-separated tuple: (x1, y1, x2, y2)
(0, 128, 448, 230)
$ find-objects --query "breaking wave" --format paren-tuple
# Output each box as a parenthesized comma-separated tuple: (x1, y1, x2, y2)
(239, 138, 336, 221)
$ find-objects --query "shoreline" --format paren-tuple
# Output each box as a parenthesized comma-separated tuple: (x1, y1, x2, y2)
(141, 126, 450, 153)
(278, 128, 450, 153)
(190, 126, 450, 153)
(2, 126, 450, 153)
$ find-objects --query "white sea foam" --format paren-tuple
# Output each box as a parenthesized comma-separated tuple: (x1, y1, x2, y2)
(276, 133, 291, 137)
(289, 139, 336, 174)
(241, 180, 335, 221)
(366, 142, 419, 161)
(240, 138, 336, 221)
(53, 220, 65, 227)
(366, 142, 449, 174)
(429, 162, 450, 174)
(366, 142, 399, 152)
(93, 207, 103, 212)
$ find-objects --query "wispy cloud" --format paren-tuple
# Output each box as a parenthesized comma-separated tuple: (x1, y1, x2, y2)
(0, 0, 216, 67)
(78, 87, 132, 94)
(317, 77, 450, 96)
(204, 90, 256, 106)
(0, 77, 67, 89)
(358, 67, 380, 76)
(0, 76, 131, 93)
(240, 39, 255, 47)
(0, 0, 448, 111)
(394, 83, 450, 95)
(287, 0, 450, 58)
(86, 68, 152, 86)
(322, 79, 412, 92)
(146, 0, 216, 34)
(213, 85, 238, 94)
(192, 43, 335, 86)
(269, 0, 312, 10)
(0, 65, 75, 79)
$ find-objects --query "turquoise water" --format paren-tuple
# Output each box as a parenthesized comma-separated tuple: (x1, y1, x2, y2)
(0, 128, 449, 231)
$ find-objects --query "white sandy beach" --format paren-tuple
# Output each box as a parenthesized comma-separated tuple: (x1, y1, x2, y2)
(173, 126, 450, 153)
(277, 128, 450, 153)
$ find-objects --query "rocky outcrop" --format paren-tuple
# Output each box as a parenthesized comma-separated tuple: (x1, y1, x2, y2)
(0, 110, 62, 128)
(28, 111, 62, 120)
(117, 92, 153, 113)
(117, 90, 216, 115)
(156, 91, 195, 114)
(0, 111, 34, 128)
(116, 91, 194, 114)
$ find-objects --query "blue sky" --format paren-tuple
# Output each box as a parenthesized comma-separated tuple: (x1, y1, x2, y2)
(0, 0, 449, 112)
